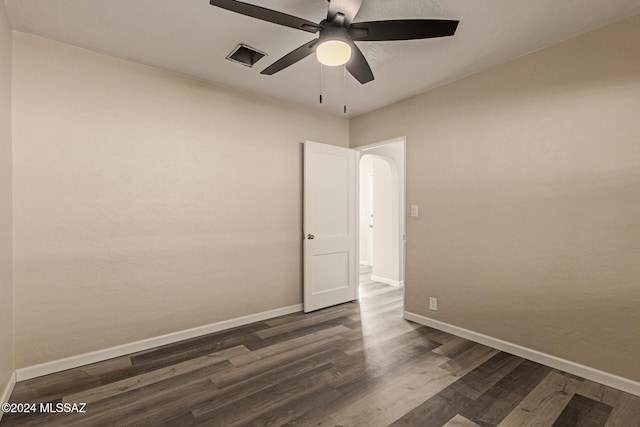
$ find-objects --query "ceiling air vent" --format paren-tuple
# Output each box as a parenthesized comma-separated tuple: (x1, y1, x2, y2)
(226, 44, 266, 68)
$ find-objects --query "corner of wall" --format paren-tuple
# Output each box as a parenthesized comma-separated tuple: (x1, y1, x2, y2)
(0, 0, 15, 406)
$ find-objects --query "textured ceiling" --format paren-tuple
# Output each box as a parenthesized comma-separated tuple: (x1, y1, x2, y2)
(5, 0, 640, 117)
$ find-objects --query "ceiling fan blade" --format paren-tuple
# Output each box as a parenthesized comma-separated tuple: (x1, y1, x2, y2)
(210, 0, 322, 33)
(261, 39, 318, 75)
(346, 42, 374, 84)
(350, 19, 459, 41)
(327, 0, 364, 25)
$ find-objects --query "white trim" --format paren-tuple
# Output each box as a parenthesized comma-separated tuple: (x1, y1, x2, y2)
(0, 371, 17, 421)
(404, 311, 640, 397)
(1, 371, 16, 403)
(356, 136, 406, 152)
(370, 275, 404, 288)
(16, 304, 303, 381)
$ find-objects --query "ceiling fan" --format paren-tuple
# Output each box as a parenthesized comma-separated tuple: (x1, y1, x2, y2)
(209, 0, 459, 84)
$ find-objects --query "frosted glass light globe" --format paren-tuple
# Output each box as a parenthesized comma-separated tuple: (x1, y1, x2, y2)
(316, 40, 352, 66)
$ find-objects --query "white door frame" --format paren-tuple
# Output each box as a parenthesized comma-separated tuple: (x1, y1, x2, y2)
(355, 136, 406, 306)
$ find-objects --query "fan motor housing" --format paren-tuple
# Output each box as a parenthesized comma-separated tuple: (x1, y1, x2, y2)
(319, 19, 350, 43)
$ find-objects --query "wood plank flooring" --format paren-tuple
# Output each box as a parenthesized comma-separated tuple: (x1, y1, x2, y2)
(3, 267, 639, 426)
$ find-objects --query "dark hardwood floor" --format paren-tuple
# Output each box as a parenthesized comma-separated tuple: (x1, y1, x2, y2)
(3, 267, 639, 426)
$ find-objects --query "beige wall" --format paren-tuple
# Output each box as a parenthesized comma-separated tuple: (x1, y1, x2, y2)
(12, 33, 348, 368)
(0, 1, 14, 399)
(350, 15, 640, 381)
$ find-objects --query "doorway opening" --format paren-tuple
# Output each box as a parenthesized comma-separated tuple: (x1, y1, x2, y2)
(357, 137, 406, 310)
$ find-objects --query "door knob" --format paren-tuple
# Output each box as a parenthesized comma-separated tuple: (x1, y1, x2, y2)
(307, 234, 315, 240)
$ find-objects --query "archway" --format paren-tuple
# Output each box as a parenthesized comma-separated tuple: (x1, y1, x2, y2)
(358, 138, 405, 291)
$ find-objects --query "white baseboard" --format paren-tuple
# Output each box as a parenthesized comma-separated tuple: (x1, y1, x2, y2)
(371, 275, 404, 288)
(0, 371, 17, 421)
(404, 311, 640, 397)
(16, 304, 303, 382)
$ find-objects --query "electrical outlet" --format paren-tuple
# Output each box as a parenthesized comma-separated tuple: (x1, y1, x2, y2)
(429, 297, 438, 311)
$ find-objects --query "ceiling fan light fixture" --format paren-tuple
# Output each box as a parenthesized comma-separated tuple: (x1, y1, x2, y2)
(316, 40, 352, 66)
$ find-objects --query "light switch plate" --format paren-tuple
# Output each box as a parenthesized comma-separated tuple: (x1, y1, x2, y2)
(411, 205, 419, 217)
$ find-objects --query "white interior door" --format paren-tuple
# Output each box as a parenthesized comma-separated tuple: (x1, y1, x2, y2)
(304, 141, 357, 312)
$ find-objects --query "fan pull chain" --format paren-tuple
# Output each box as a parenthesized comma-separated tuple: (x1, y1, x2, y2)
(343, 65, 348, 115)
(319, 65, 323, 104)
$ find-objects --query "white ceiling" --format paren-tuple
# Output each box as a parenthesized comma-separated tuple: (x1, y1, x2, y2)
(5, 0, 640, 117)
